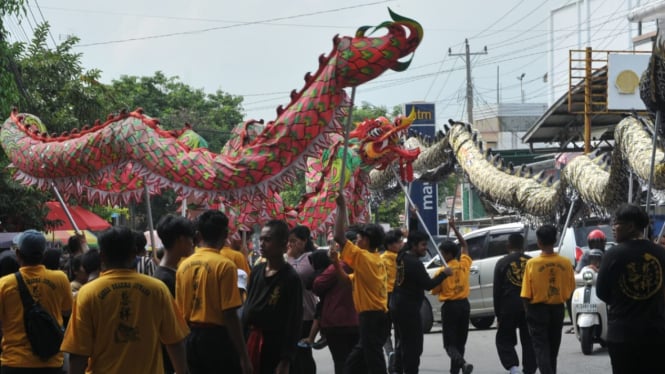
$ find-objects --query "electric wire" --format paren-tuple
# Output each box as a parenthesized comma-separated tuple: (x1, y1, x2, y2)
(72, 1, 394, 47)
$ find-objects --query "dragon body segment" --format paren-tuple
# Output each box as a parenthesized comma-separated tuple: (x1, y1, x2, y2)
(446, 115, 664, 221)
(0, 10, 424, 234)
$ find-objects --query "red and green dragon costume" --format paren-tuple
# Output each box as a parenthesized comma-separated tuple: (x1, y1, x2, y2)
(0, 9, 423, 234)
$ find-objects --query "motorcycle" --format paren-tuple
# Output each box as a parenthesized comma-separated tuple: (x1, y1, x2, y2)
(571, 265, 608, 355)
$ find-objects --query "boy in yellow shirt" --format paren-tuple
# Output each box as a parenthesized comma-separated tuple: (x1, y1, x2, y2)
(334, 193, 388, 374)
(520, 224, 575, 374)
(431, 218, 474, 374)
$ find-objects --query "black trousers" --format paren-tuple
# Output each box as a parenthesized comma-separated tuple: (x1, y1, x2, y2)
(292, 320, 316, 374)
(608, 341, 665, 374)
(186, 325, 241, 374)
(256, 330, 292, 374)
(324, 326, 359, 374)
(344, 311, 389, 374)
(392, 299, 424, 374)
(1, 368, 62, 374)
(441, 299, 470, 374)
(496, 309, 536, 374)
(524, 303, 564, 374)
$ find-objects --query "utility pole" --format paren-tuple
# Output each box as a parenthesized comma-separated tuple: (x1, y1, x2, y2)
(449, 39, 487, 124)
(517, 73, 526, 103)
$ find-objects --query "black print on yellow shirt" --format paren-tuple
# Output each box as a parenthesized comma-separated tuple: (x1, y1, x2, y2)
(192, 267, 202, 310)
(452, 269, 464, 295)
(547, 268, 560, 298)
(26, 277, 57, 290)
(507, 258, 527, 287)
(269, 286, 281, 306)
(619, 252, 663, 301)
(114, 291, 140, 343)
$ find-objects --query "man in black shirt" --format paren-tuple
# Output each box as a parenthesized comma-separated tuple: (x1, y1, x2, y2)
(154, 214, 195, 373)
(243, 219, 303, 374)
(391, 230, 450, 374)
(597, 203, 665, 374)
(493, 233, 536, 374)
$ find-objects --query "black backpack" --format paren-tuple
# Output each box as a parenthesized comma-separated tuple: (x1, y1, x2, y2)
(14, 271, 64, 360)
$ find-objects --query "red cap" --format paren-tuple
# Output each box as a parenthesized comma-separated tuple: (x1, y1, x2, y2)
(587, 229, 606, 241)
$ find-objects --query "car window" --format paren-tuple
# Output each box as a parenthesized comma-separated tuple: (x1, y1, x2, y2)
(466, 234, 487, 260)
(487, 233, 512, 258)
(525, 228, 539, 251)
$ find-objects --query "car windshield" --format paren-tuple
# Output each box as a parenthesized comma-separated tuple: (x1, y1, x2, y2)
(572, 224, 614, 247)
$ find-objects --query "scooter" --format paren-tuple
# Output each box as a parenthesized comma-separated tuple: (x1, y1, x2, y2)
(571, 267, 608, 355)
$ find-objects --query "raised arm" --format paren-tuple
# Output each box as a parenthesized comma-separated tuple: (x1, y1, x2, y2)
(334, 194, 348, 248)
(449, 217, 468, 255)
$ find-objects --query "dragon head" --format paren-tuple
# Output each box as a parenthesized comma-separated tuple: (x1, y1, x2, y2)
(350, 109, 420, 181)
(334, 8, 423, 88)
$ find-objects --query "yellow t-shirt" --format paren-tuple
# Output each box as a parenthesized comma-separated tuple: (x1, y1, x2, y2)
(0, 265, 72, 368)
(220, 246, 251, 277)
(61, 269, 189, 374)
(341, 240, 388, 313)
(176, 247, 242, 325)
(381, 251, 398, 293)
(431, 254, 472, 301)
(520, 252, 575, 305)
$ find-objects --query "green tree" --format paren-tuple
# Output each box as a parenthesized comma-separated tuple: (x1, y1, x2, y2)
(0, 0, 23, 116)
(13, 23, 109, 133)
(0, 10, 110, 231)
(107, 73, 244, 152)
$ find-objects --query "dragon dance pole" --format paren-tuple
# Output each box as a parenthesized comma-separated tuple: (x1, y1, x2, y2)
(338, 87, 357, 193)
(143, 180, 156, 254)
(337, 87, 357, 227)
(391, 168, 448, 266)
(557, 192, 578, 253)
(50, 183, 81, 235)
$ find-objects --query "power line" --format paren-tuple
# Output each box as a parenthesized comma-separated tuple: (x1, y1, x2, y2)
(40, 5, 358, 30)
(73, 1, 394, 47)
(469, 0, 529, 40)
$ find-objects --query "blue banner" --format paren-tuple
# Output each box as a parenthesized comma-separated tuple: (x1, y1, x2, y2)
(403, 103, 438, 236)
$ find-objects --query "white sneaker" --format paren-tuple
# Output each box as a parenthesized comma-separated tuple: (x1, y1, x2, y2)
(509, 366, 522, 374)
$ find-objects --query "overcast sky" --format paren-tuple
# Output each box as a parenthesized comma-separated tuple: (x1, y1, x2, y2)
(3, 0, 650, 129)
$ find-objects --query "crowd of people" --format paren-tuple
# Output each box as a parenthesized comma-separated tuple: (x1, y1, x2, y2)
(0, 200, 662, 374)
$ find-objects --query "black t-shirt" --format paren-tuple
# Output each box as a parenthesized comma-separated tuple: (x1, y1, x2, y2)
(242, 262, 303, 361)
(493, 252, 530, 315)
(597, 239, 665, 343)
(392, 251, 447, 306)
(153, 266, 176, 298)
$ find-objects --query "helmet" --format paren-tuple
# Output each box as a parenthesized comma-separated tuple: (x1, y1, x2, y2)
(587, 229, 606, 241)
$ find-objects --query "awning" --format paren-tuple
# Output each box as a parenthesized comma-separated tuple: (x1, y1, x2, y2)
(45, 201, 111, 231)
(522, 67, 625, 148)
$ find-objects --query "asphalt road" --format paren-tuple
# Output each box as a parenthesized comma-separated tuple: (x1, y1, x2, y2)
(312, 322, 612, 373)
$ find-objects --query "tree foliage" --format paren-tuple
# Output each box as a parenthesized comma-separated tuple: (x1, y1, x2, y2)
(107, 73, 244, 152)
